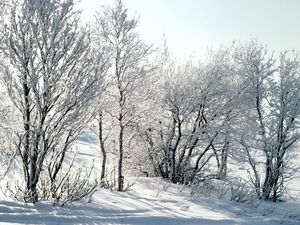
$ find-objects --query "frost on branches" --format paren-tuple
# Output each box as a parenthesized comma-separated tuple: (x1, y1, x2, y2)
(92, 0, 153, 191)
(0, 0, 299, 206)
(1, 0, 106, 203)
(233, 41, 300, 201)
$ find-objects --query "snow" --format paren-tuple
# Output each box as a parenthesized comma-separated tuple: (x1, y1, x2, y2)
(0, 178, 299, 224)
(0, 134, 299, 225)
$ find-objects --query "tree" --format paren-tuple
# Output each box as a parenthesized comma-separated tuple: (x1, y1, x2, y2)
(140, 47, 243, 184)
(93, 0, 152, 191)
(234, 41, 300, 201)
(1, 0, 105, 203)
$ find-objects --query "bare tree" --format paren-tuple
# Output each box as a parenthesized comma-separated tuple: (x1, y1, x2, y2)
(234, 41, 300, 201)
(93, 0, 152, 191)
(140, 47, 243, 184)
(1, 0, 105, 203)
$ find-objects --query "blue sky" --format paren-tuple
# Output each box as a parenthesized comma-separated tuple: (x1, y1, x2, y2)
(78, 0, 300, 58)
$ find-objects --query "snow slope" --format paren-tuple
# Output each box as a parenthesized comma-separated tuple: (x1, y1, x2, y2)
(0, 132, 299, 225)
(0, 177, 299, 224)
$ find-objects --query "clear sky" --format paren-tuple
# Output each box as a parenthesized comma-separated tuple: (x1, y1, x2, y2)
(78, 0, 300, 58)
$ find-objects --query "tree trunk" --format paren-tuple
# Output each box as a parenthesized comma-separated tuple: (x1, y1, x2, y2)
(26, 151, 39, 203)
(262, 154, 273, 199)
(98, 113, 107, 184)
(27, 180, 38, 203)
(217, 140, 229, 179)
(117, 121, 124, 191)
(170, 148, 176, 182)
(22, 76, 39, 203)
(272, 156, 283, 202)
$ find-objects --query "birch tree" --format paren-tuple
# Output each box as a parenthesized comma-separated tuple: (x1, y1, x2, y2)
(94, 0, 152, 191)
(1, 0, 105, 203)
(234, 41, 300, 201)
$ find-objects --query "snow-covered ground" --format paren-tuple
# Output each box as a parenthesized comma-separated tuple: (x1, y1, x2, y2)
(0, 133, 299, 225)
(0, 177, 299, 225)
